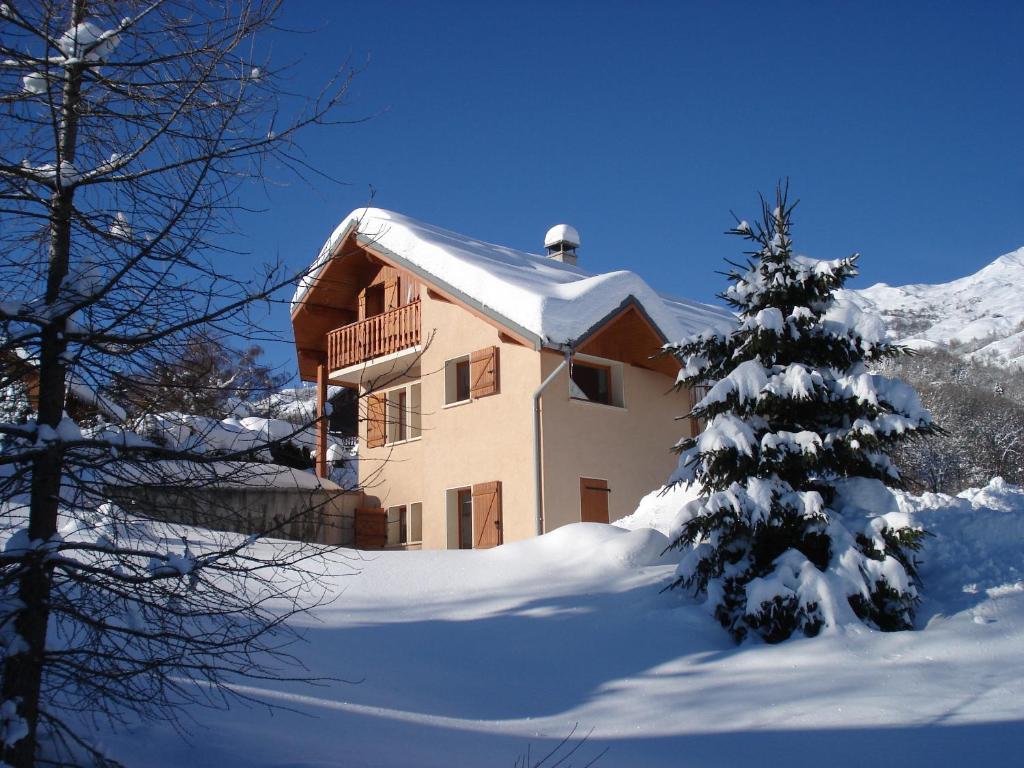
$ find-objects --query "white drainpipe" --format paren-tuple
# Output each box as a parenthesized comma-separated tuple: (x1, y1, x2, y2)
(533, 348, 572, 537)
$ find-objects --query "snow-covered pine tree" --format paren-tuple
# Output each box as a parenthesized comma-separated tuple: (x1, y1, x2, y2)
(665, 185, 936, 643)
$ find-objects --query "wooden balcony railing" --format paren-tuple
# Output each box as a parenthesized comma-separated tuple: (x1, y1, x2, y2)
(327, 300, 421, 370)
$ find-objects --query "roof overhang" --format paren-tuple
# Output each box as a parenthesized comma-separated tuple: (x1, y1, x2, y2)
(354, 233, 543, 351)
(571, 295, 681, 377)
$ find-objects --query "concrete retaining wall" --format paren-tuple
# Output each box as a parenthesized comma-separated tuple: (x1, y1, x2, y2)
(107, 484, 360, 547)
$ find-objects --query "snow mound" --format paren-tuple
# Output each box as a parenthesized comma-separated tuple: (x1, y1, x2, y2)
(615, 481, 705, 537)
(619, 477, 1024, 632)
(894, 478, 1024, 616)
(33, 480, 1024, 767)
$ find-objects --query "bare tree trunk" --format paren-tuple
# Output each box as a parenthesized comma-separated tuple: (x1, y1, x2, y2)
(0, 1, 357, 762)
(2, 2, 86, 764)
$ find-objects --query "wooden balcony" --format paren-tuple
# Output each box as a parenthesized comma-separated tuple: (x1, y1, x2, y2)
(327, 300, 421, 371)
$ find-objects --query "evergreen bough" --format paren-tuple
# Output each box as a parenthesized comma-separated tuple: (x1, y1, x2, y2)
(666, 186, 935, 643)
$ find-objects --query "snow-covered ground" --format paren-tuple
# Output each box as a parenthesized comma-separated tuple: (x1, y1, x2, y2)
(93, 480, 1023, 767)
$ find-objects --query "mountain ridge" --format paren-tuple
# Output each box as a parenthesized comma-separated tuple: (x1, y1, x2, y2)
(841, 246, 1024, 367)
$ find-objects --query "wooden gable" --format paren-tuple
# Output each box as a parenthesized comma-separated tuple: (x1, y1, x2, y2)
(291, 234, 423, 382)
(576, 303, 680, 378)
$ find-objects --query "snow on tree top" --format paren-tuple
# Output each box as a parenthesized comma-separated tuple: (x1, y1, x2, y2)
(294, 208, 733, 348)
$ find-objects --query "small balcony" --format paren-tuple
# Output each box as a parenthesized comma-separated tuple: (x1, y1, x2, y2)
(327, 300, 421, 372)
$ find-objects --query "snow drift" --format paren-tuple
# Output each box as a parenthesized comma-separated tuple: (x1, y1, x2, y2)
(66, 478, 1024, 767)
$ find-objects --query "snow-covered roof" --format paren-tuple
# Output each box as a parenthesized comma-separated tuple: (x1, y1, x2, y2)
(293, 208, 733, 349)
(67, 375, 127, 422)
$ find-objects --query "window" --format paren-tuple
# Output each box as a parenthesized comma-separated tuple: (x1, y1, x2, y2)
(445, 486, 475, 549)
(456, 360, 470, 401)
(445, 483, 502, 550)
(445, 488, 467, 549)
(387, 505, 406, 546)
(386, 502, 422, 546)
(444, 347, 500, 405)
(396, 389, 407, 442)
(409, 502, 423, 543)
(457, 488, 473, 549)
(384, 382, 421, 444)
(569, 356, 624, 408)
(570, 362, 611, 404)
(445, 355, 472, 405)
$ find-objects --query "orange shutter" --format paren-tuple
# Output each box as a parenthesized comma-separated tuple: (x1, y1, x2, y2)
(366, 393, 386, 448)
(384, 277, 400, 311)
(357, 288, 367, 321)
(470, 346, 500, 398)
(580, 477, 610, 524)
(472, 481, 503, 548)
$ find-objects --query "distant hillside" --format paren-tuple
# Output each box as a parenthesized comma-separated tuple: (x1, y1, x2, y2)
(840, 246, 1024, 367)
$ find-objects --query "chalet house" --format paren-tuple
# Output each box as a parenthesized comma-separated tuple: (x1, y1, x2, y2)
(291, 209, 731, 550)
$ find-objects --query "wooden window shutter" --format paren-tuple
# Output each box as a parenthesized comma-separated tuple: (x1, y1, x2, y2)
(580, 477, 610, 524)
(366, 393, 386, 448)
(357, 288, 367, 321)
(384, 277, 400, 312)
(471, 481, 502, 549)
(470, 346, 500, 398)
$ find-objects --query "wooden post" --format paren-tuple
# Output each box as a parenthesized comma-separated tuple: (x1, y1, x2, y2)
(316, 363, 328, 479)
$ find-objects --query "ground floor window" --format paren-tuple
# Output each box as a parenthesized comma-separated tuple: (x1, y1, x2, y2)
(445, 483, 503, 550)
(457, 488, 472, 549)
(386, 502, 423, 546)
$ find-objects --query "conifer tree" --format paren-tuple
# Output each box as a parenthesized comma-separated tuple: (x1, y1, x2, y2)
(666, 185, 935, 643)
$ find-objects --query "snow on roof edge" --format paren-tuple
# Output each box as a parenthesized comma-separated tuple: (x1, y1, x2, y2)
(292, 208, 734, 348)
(291, 215, 359, 315)
(353, 232, 544, 350)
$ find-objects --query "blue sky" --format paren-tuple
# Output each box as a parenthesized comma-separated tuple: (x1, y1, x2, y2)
(241, 1, 1024, 376)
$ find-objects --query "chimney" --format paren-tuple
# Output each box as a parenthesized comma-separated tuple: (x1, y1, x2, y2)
(544, 224, 580, 266)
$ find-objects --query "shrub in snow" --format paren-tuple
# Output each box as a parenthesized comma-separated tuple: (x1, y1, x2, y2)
(664, 185, 936, 643)
(880, 348, 1024, 493)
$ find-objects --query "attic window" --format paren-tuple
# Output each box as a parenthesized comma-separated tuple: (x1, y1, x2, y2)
(571, 362, 610, 404)
(570, 358, 624, 408)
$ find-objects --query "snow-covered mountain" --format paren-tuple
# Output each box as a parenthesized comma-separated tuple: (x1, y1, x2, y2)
(840, 246, 1024, 367)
